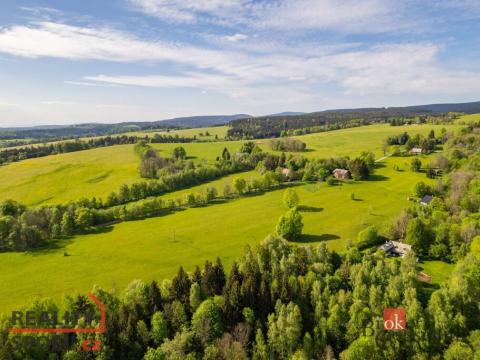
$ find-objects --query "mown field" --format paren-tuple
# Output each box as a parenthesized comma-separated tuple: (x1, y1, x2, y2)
(132, 125, 230, 140)
(456, 113, 480, 124)
(0, 154, 438, 311)
(0, 124, 459, 205)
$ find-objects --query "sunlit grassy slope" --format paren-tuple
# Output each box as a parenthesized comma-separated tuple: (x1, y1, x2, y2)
(456, 113, 480, 124)
(0, 124, 459, 205)
(131, 125, 230, 139)
(0, 155, 436, 311)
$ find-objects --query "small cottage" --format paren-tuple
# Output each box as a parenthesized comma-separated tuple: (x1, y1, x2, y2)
(379, 241, 412, 257)
(409, 147, 422, 155)
(420, 195, 433, 206)
(332, 168, 350, 180)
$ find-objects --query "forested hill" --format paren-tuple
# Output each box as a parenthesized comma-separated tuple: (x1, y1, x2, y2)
(0, 114, 249, 140)
(227, 101, 480, 139)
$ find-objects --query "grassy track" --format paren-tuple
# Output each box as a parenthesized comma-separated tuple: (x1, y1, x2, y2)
(0, 155, 435, 311)
(0, 124, 459, 205)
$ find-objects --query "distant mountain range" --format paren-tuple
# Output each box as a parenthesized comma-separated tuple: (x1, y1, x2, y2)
(0, 114, 250, 139)
(227, 100, 480, 139)
(320, 101, 480, 114)
(159, 114, 250, 128)
(1, 101, 479, 140)
(268, 112, 306, 117)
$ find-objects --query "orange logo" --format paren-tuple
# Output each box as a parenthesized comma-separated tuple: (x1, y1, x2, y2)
(383, 308, 406, 331)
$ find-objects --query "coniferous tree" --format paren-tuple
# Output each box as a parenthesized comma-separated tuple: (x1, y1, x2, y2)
(170, 266, 191, 309)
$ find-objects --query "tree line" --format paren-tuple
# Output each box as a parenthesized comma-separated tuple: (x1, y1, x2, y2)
(0, 134, 195, 166)
(226, 109, 458, 139)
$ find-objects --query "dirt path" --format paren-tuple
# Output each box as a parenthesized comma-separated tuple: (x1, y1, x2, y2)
(375, 154, 392, 162)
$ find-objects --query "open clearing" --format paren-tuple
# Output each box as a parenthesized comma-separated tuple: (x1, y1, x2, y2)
(0, 124, 458, 205)
(0, 155, 436, 311)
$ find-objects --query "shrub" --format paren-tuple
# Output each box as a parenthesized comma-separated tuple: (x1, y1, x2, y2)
(357, 226, 380, 249)
(276, 208, 303, 241)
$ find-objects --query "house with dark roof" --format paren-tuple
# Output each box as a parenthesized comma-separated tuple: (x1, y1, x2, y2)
(379, 241, 412, 257)
(420, 195, 433, 206)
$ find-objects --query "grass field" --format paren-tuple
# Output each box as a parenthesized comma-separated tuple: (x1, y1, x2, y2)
(0, 124, 459, 206)
(132, 125, 230, 140)
(456, 113, 480, 124)
(0, 142, 243, 206)
(0, 155, 436, 311)
(419, 260, 454, 285)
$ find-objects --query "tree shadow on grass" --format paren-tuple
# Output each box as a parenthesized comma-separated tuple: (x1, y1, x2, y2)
(24, 226, 115, 256)
(31, 196, 55, 206)
(368, 174, 389, 181)
(83, 225, 115, 235)
(374, 162, 386, 169)
(297, 233, 340, 243)
(24, 238, 75, 256)
(297, 205, 323, 212)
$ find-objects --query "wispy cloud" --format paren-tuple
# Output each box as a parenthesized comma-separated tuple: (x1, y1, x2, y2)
(82, 42, 480, 103)
(0, 101, 18, 108)
(129, 0, 414, 34)
(40, 100, 74, 105)
(128, 0, 245, 24)
(64, 80, 119, 87)
(223, 33, 248, 42)
(0, 18, 478, 104)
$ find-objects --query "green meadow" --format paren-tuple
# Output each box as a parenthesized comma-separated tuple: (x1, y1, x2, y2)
(0, 124, 459, 205)
(133, 125, 230, 139)
(456, 113, 480, 124)
(0, 155, 436, 311)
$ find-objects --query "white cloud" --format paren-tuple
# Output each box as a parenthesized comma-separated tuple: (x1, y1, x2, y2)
(0, 21, 251, 74)
(129, 0, 412, 34)
(64, 80, 119, 87)
(0, 11, 478, 122)
(0, 101, 18, 108)
(129, 0, 245, 23)
(223, 33, 248, 42)
(40, 100, 74, 105)
(81, 42, 480, 103)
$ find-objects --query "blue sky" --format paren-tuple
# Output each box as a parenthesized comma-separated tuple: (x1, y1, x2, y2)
(0, 0, 479, 126)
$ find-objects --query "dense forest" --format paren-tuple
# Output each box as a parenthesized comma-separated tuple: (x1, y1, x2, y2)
(1, 236, 479, 359)
(226, 110, 461, 139)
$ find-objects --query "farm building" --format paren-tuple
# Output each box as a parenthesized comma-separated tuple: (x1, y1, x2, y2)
(379, 241, 412, 257)
(333, 168, 350, 180)
(281, 168, 291, 177)
(409, 147, 423, 155)
(420, 195, 433, 206)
